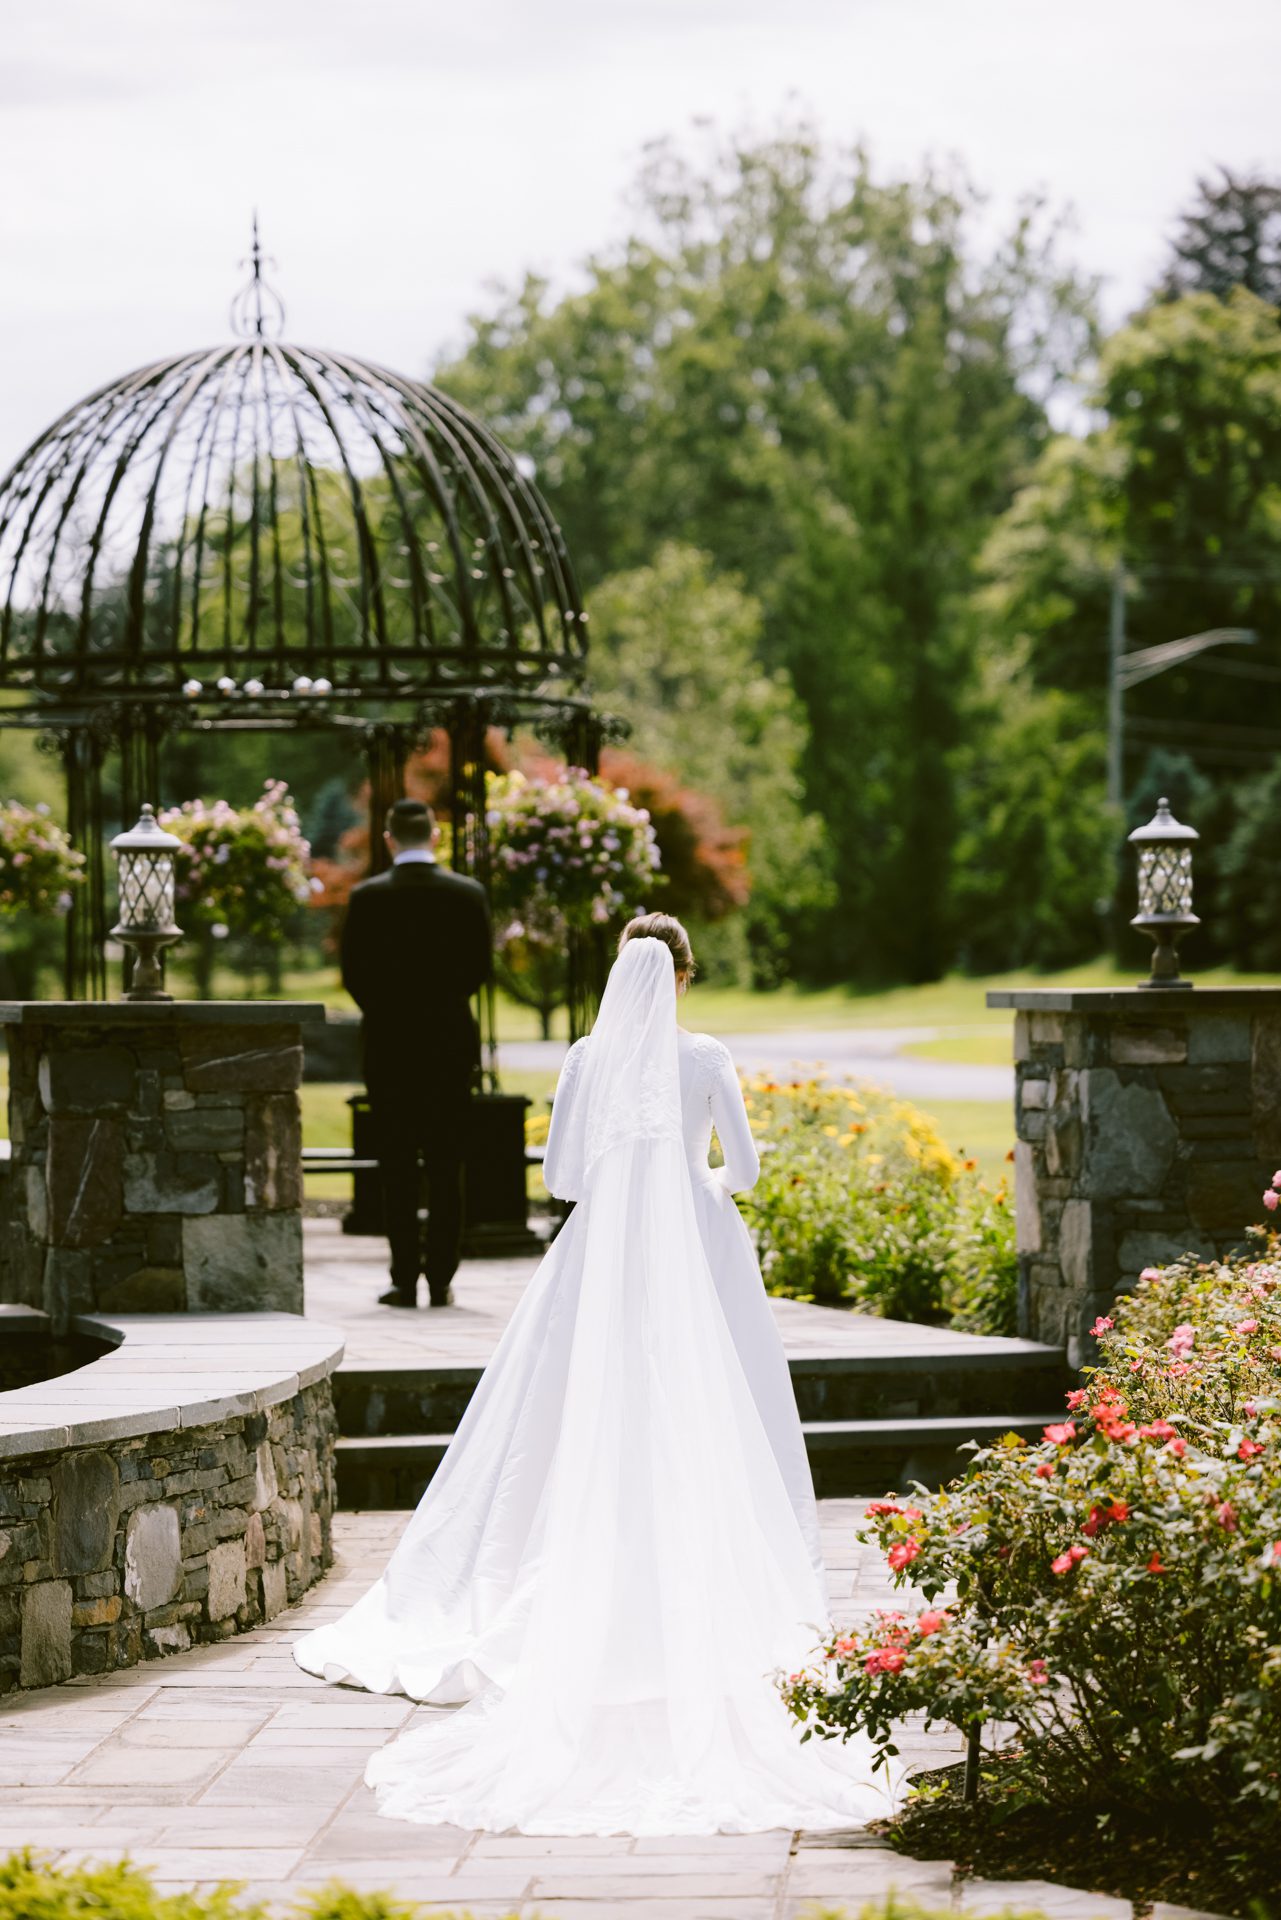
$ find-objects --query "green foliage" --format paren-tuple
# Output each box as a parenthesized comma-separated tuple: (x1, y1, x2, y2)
(948, 667, 1116, 973)
(1216, 758, 1281, 970)
(782, 1234, 1281, 1846)
(586, 542, 833, 984)
(438, 127, 1096, 982)
(0, 1849, 265, 1920)
(737, 1074, 1015, 1327)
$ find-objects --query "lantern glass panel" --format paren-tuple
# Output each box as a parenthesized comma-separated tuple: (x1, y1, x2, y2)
(1138, 844, 1193, 918)
(118, 849, 175, 930)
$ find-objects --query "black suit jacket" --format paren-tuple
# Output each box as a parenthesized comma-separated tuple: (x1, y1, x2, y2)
(341, 861, 492, 1086)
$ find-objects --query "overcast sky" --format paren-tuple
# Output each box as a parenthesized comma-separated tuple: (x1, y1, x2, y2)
(0, 0, 1277, 469)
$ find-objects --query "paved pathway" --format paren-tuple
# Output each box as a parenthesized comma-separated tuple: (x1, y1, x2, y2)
(301, 1217, 1052, 1369)
(1, 1500, 1184, 1920)
(499, 1026, 1013, 1105)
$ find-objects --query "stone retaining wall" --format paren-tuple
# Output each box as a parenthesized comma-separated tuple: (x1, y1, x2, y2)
(989, 987, 1281, 1366)
(0, 1002, 322, 1327)
(1, 1375, 336, 1694)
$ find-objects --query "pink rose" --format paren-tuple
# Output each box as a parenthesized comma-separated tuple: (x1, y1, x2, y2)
(1043, 1421, 1076, 1446)
(916, 1610, 948, 1637)
(1238, 1437, 1264, 1461)
(1168, 1323, 1196, 1357)
(1216, 1501, 1239, 1531)
(1139, 1266, 1163, 1283)
(887, 1539, 921, 1572)
(1264, 1190, 1279, 1213)
(1091, 1316, 1114, 1336)
(1027, 1658, 1049, 1685)
(1235, 1319, 1259, 1336)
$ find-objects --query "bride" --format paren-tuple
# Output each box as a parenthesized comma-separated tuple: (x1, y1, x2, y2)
(293, 913, 888, 1835)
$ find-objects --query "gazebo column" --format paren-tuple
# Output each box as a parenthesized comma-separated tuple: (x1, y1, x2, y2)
(362, 721, 411, 878)
(55, 724, 108, 1002)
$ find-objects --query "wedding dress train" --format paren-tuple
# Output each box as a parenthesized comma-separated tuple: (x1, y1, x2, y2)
(293, 937, 889, 1834)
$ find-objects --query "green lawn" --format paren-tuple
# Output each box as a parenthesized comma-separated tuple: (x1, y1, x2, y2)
(901, 1027, 1013, 1066)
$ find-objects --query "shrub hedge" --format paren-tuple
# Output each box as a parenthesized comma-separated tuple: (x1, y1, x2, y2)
(737, 1075, 1016, 1329)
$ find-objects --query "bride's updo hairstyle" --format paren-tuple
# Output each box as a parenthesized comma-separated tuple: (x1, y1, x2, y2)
(618, 912, 696, 992)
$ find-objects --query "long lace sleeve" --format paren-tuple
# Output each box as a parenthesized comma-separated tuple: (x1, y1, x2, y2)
(710, 1044, 760, 1194)
(542, 1037, 590, 1201)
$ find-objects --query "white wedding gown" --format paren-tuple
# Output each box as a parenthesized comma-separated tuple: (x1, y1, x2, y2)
(293, 938, 888, 1834)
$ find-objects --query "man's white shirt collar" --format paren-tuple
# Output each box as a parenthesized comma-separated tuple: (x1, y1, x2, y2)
(393, 848, 436, 865)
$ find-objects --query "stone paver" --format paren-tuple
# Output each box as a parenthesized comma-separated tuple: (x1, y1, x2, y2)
(0, 1500, 1216, 1918)
(303, 1217, 1050, 1370)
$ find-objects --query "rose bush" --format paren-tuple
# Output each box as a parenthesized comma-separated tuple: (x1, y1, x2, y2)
(781, 1223, 1281, 1849)
(737, 1076, 1015, 1327)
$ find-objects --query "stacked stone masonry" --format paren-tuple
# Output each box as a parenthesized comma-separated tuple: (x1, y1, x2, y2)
(0, 1376, 336, 1693)
(990, 989, 1281, 1367)
(0, 1004, 322, 1327)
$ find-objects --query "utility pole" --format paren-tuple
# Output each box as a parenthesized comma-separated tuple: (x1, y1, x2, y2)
(1107, 561, 1125, 811)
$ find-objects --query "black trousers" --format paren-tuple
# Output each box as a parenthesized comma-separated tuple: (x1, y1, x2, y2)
(366, 1066, 470, 1298)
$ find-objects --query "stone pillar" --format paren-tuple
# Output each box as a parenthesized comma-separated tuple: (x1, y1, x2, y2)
(988, 988, 1281, 1367)
(0, 1003, 324, 1328)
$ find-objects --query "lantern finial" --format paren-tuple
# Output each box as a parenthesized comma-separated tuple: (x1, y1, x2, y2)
(110, 804, 184, 1001)
(1128, 796, 1199, 989)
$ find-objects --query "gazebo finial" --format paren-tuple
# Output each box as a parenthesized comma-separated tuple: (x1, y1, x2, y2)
(230, 211, 286, 340)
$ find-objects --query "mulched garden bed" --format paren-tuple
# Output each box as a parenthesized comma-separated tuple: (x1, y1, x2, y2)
(868, 1759, 1280, 1919)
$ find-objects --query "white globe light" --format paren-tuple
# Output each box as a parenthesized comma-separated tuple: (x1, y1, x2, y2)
(292, 675, 313, 694)
(243, 678, 264, 697)
(311, 677, 332, 695)
(182, 679, 202, 697)
(216, 675, 236, 694)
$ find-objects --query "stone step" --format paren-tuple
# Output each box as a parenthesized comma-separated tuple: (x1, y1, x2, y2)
(334, 1412, 1063, 1510)
(333, 1343, 1071, 1438)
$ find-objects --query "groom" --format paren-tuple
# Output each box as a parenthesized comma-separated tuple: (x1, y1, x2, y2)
(341, 799, 492, 1307)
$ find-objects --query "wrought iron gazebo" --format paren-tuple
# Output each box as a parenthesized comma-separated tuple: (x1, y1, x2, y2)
(0, 226, 615, 1051)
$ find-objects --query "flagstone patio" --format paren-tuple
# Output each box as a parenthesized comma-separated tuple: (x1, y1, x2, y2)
(0, 1497, 1220, 1920)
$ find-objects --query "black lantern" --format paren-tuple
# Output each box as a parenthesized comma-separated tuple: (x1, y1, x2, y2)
(1129, 797, 1199, 989)
(110, 805, 183, 1001)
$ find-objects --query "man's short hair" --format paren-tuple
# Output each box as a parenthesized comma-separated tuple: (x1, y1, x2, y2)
(386, 799, 435, 846)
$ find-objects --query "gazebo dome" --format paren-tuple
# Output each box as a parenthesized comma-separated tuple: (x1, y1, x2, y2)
(0, 317, 587, 713)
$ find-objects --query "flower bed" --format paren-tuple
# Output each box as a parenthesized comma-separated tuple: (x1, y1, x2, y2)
(781, 1220, 1281, 1914)
(737, 1077, 1015, 1329)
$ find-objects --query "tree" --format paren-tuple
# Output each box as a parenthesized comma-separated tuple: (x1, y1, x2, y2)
(585, 542, 831, 983)
(976, 287, 1281, 967)
(436, 126, 1096, 982)
(1158, 167, 1281, 306)
(948, 663, 1115, 972)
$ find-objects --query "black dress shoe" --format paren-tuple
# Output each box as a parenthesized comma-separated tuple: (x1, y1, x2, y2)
(379, 1288, 418, 1308)
(428, 1285, 455, 1308)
